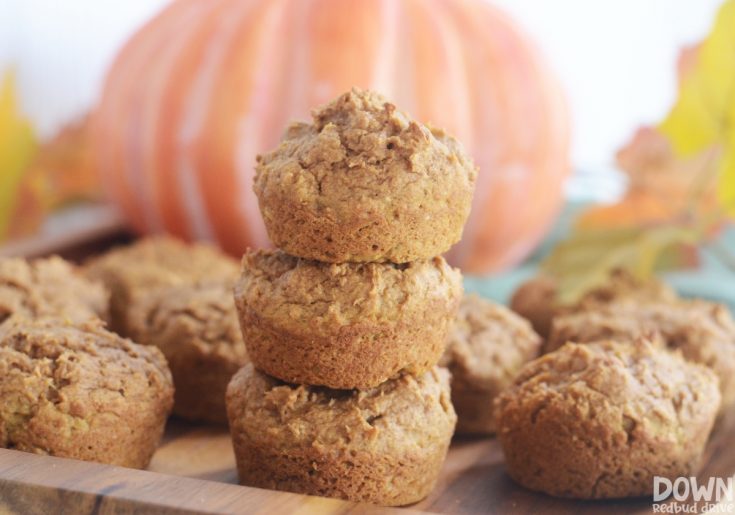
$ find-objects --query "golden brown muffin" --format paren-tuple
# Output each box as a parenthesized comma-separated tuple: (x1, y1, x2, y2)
(0, 256, 108, 330)
(509, 269, 677, 338)
(234, 249, 462, 389)
(0, 318, 174, 468)
(254, 88, 477, 264)
(84, 236, 238, 335)
(439, 294, 541, 435)
(127, 281, 248, 424)
(226, 364, 456, 506)
(495, 339, 720, 499)
(547, 299, 735, 408)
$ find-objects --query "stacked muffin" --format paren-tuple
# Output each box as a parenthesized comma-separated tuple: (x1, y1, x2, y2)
(226, 88, 477, 506)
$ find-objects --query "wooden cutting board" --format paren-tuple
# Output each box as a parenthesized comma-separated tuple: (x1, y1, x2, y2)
(1, 210, 733, 515)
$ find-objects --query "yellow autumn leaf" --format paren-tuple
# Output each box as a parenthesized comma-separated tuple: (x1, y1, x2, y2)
(0, 71, 37, 240)
(658, 0, 735, 215)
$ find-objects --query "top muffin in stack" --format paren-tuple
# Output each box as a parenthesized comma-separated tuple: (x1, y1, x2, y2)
(227, 88, 477, 506)
(254, 88, 476, 264)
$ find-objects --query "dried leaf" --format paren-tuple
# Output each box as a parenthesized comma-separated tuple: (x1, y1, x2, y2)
(659, 0, 735, 215)
(541, 225, 699, 304)
(0, 71, 37, 240)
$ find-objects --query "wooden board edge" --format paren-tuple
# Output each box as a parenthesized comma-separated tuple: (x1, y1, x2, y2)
(0, 449, 422, 515)
(0, 205, 130, 260)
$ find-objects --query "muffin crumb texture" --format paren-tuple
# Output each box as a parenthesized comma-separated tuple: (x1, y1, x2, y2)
(235, 249, 462, 389)
(84, 236, 238, 335)
(226, 364, 456, 506)
(0, 257, 108, 331)
(440, 294, 541, 435)
(254, 88, 477, 263)
(0, 318, 174, 468)
(128, 281, 249, 424)
(495, 339, 720, 499)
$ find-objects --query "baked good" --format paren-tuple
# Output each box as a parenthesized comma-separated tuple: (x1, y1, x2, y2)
(84, 236, 238, 335)
(254, 88, 477, 263)
(547, 299, 735, 408)
(226, 364, 456, 506)
(509, 269, 677, 338)
(0, 256, 107, 331)
(495, 338, 720, 499)
(0, 318, 174, 468)
(508, 275, 558, 339)
(234, 249, 462, 389)
(439, 294, 541, 435)
(127, 281, 248, 424)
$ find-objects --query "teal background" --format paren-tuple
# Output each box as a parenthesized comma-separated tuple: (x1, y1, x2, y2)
(464, 205, 735, 313)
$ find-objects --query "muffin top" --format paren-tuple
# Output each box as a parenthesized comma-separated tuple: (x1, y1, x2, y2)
(496, 338, 721, 445)
(0, 318, 173, 450)
(227, 364, 456, 454)
(548, 298, 735, 360)
(440, 294, 541, 389)
(84, 236, 238, 332)
(235, 249, 463, 337)
(546, 298, 735, 406)
(128, 280, 247, 365)
(0, 257, 107, 330)
(85, 236, 239, 291)
(255, 88, 477, 217)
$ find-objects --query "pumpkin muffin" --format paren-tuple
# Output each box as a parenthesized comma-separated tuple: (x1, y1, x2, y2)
(234, 249, 462, 389)
(440, 295, 541, 435)
(0, 256, 107, 331)
(127, 281, 248, 424)
(84, 236, 238, 335)
(226, 364, 456, 506)
(495, 339, 720, 499)
(547, 299, 735, 408)
(254, 88, 477, 264)
(0, 318, 174, 469)
(509, 269, 677, 338)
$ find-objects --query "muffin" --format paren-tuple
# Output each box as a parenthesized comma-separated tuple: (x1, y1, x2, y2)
(0, 318, 174, 468)
(234, 249, 462, 389)
(510, 269, 677, 338)
(547, 299, 735, 408)
(127, 281, 248, 424)
(440, 295, 541, 435)
(0, 256, 107, 330)
(495, 339, 720, 499)
(226, 364, 456, 506)
(84, 236, 238, 335)
(254, 88, 477, 264)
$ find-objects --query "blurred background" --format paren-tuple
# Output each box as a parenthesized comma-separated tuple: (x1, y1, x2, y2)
(1, 0, 721, 173)
(1, 0, 732, 289)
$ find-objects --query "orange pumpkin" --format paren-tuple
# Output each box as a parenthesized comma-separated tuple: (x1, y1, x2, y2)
(93, 0, 570, 273)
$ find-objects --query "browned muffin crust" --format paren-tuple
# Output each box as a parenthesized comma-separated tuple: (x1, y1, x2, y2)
(547, 299, 735, 408)
(84, 236, 238, 335)
(127, 281, 248, 424)
(495, 339, 720, 499)
(254, 88, 477, 263)
(0, 256, 108, 331)
(234, 249, 462, 389)
(440, 294, 541, 435)
(226, 364, 456, 506)
(509, 269, 677, 339)
(0, 318, 174, 468)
